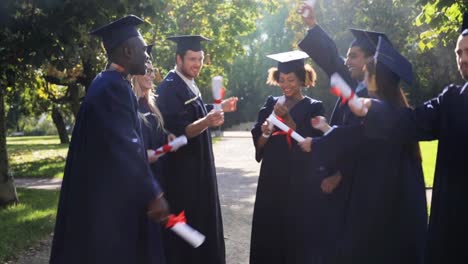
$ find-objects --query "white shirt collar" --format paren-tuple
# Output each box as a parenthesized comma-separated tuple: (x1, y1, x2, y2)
(461, 82, 468, 95)
(174, 66, 201, 97)
(356, 81, 366, 93)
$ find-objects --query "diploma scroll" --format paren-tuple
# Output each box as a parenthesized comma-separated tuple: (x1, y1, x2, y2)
(166, 211, 205, 248)
(266, 114, 305, 142)
(149, 135, 188, 159)
(302, 0, 317, 18)
(267, 96, 286, 130)
(211, 76, 225, 111)
(330, 73, 363, 110)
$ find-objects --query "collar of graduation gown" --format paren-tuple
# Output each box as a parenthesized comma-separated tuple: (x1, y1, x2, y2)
(461, 82, 468, 95)
(174, 67, 201, 97)
(356, 80, 366, 94)
(108, 63, 132, 81)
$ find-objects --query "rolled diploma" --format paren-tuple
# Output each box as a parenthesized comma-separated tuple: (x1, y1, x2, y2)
(266, 114, 305, 142)
(149, 135, 188, 158)
(302, 0, 317, 18)
(212, 76, 224, 111)
(330, 73, 363, 110)
(170, 222, 206, 248)
(268, 96, 285, 130)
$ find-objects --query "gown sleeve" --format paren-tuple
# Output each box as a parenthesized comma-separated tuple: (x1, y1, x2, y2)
(251, 96, 276, 162)
(362, 86, 457, 142)
(298, 25, 357, 88)
(88, 79, 162, 202)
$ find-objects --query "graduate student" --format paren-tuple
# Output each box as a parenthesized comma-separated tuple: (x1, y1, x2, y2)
(155, 35, 237, 264)
(348, 13, 468, 264)
(250, 51, 327, 264)
(299, 36, 427, 264)
(297, 3, 393, 125)
(296, 5, 394, 249)
(133, 44, 174, 186)
(50, 15, 169, 264)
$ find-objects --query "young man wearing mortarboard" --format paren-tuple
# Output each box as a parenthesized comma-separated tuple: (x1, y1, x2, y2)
(299, 35, 428, 263)
(49, 15, 169, 264)
(297, 6, 390, 177)
(155, 35, 237, 264)
(296, 3, 393, 260)
(349, 12, 468, 264)
(298, 4, 391, 126)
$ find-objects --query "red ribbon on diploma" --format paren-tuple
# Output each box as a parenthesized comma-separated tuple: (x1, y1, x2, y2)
(331, 86, 355, 105)
(271, 116, 293, 149)
(154, 144, 173, 156)
(166, 211, 187, 229)
(213, 88, 226, 104)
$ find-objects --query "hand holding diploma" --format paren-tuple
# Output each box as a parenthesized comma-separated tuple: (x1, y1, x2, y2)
(300, 0, 317, 18)
(148, 135, 188, 159)
(348, 97, 373, 117)
(330, 73, 364, 112)
(221, 96, 239, 112)
(267, 114, 305, 143)
(311, 116, 332, 134)
(147, 194, 170, 224)
(266, 96, 285, 131)
(165, 211, 206, 248)
(298, 137, 313, 153)
(298, 0, 317, 28)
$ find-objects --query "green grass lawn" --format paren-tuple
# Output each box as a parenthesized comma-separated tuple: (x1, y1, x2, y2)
(7, 136, 68, 179)
(420, 140, 437, 188)
(6, 135, 438, 185)
(0, 188, 59, 263)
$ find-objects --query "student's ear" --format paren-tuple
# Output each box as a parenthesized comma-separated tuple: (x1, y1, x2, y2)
(175, 54, 183, 66)
(122, 44, 133, 60)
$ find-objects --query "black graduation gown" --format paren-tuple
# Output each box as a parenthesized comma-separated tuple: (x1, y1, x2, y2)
(250, 95, 327, 264)
(138, 97, 168, 264)
(363, 83, 468, 264)
(138, 97, 167, 185)
(155, 71, 225, 264)
(50, 71, 164, 264)
(311, 110, 427, 263)
(298, 27, 364, 262)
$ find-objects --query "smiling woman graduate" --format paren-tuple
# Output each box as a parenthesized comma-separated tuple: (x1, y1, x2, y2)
(250, 50, 330, 264)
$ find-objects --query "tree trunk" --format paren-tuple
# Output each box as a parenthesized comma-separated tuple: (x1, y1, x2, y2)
(69, 83, 81, 117)
(52, 106, 69, 144)
(0, 86, 18, 207)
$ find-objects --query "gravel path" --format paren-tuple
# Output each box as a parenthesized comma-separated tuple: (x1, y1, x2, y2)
(11, 131, 260, 264)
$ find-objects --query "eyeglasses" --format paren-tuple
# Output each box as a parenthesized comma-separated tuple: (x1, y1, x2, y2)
(145, 68, 154, 75)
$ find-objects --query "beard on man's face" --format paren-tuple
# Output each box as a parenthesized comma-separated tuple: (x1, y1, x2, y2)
(459, 62, 468, 81)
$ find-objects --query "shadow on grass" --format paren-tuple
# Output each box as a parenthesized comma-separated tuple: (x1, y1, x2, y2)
(0, 189, 59, 263)
(11, 157, 66, 179)
(8, 143, 69, 153)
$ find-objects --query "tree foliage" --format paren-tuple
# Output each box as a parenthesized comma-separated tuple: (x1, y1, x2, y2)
(0, 0, 272, 198)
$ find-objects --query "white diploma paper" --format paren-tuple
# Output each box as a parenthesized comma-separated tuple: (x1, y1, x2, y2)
(149, 135, 188, 158)
(266, 114, 305, 142)
(170, 222, 206, 248)
(330, 73, 363, 110)
(211, 76, 224, 111)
